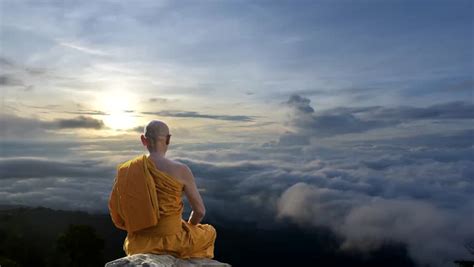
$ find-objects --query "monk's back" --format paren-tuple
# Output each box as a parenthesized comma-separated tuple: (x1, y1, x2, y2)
(148, 156, 185, 185)
(114, 153, 217, 259)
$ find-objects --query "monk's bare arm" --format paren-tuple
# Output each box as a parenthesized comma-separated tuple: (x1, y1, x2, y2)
(180, 164, 206, 225)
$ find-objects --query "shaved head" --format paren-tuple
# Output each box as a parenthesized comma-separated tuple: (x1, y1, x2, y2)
(143, 120, 170, 152)
(144, 120, 169, 137)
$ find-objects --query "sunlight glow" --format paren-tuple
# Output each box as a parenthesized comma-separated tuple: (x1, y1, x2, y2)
(95, 88, 139, 130)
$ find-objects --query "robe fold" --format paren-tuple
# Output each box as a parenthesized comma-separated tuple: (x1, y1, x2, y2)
(108, 154, 216, 259)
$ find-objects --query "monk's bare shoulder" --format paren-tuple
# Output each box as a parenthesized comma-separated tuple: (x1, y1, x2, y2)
(173, 160, 192, 183)
(168, 159, 189, 184)
(167, 158, 182, 166)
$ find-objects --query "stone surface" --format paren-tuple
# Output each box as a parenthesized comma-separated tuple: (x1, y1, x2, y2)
(104, 253, 232, 267)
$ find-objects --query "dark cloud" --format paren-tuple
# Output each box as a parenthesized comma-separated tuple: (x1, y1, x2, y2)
(0, 56, 47, 76)
(129, 126, 144, 133)
(0, 157, 113, 179)
(344, 129, 474, 149)
(366, 100, 474, 120)
(0, 113, 49, 139)
(61, 110, 109, 116)
(282, 94, 473, 138)
(23, 104, 63, 109)
(277, 131, 310, 146)
(446, 79, 474, 91)
(17, 103, 109, 116)
(53, 115, 105, 129)
(0, 57, 15, 67)
(361, 156, 416, 171)
(0, 139, 97, 159)
(0, 113, 108, 140)
(281, 94, 390, 138)
(285, 94, 314, 113)
(0, 74, 24, 86)
(399, 79, 474, 98)
(148, 97, 168, 103)
(141, 110, 258, 122)
(0, 73, 36, 91)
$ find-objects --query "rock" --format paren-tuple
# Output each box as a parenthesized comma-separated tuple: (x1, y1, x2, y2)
(104, 253, 232, 267)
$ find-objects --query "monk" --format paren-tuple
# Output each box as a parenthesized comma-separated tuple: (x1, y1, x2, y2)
(108, 119, 217, 259)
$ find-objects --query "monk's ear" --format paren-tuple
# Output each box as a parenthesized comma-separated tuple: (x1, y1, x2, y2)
(140, 134, 148, 146)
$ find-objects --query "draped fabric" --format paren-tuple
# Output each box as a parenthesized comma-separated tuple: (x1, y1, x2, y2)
(108, 154, 160, 233)
(108, 154, 216, 259)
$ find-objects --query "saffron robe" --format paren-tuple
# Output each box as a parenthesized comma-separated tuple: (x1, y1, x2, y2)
(108, 154, 216, 259)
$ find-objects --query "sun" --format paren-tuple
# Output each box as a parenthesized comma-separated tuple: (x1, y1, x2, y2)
(96, 89, 139, 130)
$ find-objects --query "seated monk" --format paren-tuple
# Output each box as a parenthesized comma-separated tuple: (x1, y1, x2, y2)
(108, 119, 217, 259)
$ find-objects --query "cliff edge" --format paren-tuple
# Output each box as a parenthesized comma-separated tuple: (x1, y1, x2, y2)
(105, 253, 231, 267)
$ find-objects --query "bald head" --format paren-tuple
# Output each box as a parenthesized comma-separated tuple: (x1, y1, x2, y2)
(144, 120, 169, 137)
(143, 120, 170, 153)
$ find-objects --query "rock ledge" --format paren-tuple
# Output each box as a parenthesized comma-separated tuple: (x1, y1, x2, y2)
(105, 253, 232, 267)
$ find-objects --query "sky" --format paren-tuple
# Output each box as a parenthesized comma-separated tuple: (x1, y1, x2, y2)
(0, 0, 473, 266)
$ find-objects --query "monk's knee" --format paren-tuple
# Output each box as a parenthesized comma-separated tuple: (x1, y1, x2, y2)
(209, 225, 217, 240)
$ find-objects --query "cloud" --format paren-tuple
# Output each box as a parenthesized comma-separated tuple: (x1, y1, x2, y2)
(281, 94, 390, 138)
(0, 74, 24, 86)
(260, 111, 474, 267)
(141, 110, 258, 122)
(349, 128, 474, 149)
(0, 113, 50, 139)
(277, 129, 473, 266)
(16, 103, 110, 116)
(0, 56, 47, 76)
(0, 58, 47, 91)
(285, 94, 314, 114)
(366, 100, 474, 120)
(0, 157, 113, 179)
(277, 182, 474, 267)
(57, 40, 111, 56)
(61, 110, 109, 116)
(446, 79, 474, 91)
(276, 131, 310, 146)
(0, 56, 76, 94)
(0, 177, 110, 212)
(281, 94, 474, 138)
(0, 125, 472, 266)
(129, 126, 144, 133)
(0, 113, 107, 140)
(277, 78, 474, 101)
(173, 134, 474, 266)
(0, 155, 116, 211)
(149, 97, 169, 103)
(48, 116, 106, 129)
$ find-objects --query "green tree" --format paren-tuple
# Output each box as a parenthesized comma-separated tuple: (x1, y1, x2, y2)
(0, 256, 21, 267)
(56, 224, 104, 267)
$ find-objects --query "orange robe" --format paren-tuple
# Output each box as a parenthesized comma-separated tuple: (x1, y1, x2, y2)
(108, 154, 216, 259)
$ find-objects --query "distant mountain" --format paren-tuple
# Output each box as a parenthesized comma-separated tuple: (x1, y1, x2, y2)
(0, 205, 418, 267)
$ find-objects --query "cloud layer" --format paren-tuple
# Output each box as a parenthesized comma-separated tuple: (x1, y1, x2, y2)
(282, 93, 473, 138)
